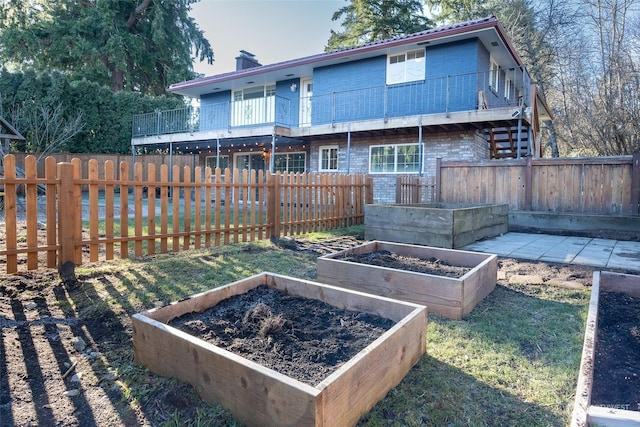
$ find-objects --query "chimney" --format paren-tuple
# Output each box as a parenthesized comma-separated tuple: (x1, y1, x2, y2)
(235, 50, 261, 71)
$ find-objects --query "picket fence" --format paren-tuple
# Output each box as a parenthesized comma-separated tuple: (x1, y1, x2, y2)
(0, 155, 372, 275)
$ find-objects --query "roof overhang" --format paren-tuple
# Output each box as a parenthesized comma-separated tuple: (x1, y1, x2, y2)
(0, 116, 25, 141)
(169, 16, 523, 98)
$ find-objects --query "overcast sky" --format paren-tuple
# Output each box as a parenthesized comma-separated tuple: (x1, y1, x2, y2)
(189, 0, 344, 76)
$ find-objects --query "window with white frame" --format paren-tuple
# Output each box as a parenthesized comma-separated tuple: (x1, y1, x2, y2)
(319, 145, 339, 172)
(274, 152, 306, 173)
(489, 58, 499, 92)
(369, 143, 420, 173)
(386, 49, 426, 85)
(504, 77, 512, 101)
(205, 155, 229, 171)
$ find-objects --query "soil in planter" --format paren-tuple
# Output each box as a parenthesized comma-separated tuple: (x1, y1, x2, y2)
(337, 250, 471, 278)
(591, 290, 640, 411)
(168, 285, 395, 386)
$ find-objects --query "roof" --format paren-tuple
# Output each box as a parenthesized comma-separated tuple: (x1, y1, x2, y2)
(169, 16, 523, 98)
(0, 116, 25, 141)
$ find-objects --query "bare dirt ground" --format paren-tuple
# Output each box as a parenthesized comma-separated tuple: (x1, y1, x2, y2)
(1, 229, 638, 426)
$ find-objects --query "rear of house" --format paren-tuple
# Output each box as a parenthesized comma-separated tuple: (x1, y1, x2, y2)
(131, 16, 551, 203)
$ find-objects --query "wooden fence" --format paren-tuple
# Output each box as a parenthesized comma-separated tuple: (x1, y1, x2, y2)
(397, 154, 640, 215)
(0, 155, 372, 275)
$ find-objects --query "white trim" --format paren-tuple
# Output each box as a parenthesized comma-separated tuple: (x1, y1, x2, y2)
(369, 143, 420, 174)
(318, 145, 339, 172)
(490, 57, 500, 93)
(386, 49, 426, 85)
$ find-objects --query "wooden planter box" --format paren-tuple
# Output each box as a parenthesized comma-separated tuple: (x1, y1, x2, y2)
(317, 241, 497, 320)
(572, 271, 640, 427)
(365, 203, 508, 248)
(132, 272, 427, 427)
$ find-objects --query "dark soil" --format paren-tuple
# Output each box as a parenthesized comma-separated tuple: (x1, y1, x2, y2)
(591, 290, 640, 411)
(336, 250, 471, 277)
(169, 285, 395, 386)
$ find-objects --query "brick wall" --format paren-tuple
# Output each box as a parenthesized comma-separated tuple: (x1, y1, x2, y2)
(306, 129, 489, 203)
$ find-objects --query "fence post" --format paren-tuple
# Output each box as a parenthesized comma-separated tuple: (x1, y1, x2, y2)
(365, 176, 374, 205)
(57, 162, 76, 283)
(267, 171, 281, 240)
(395, 176, 402, 203)
(435, 158, 442, 203)
(632, 151, 640, 215)
(524, 156, 533, 211)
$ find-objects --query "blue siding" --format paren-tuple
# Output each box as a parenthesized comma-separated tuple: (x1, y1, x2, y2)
(425, 39, 480, 112)
(200, 91, 231, 131)
(313, 56, 387, 125)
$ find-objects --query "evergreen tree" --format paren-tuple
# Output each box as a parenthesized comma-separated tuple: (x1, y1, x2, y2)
(0, 0, 213, 95)
(327, 0, 433, 51)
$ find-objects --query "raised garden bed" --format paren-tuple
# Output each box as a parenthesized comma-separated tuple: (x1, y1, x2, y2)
(572, 271, 640, 426)
(132, 272, 427, 427)
(316, 241, 497, 320)
(365, 203, 508, 248)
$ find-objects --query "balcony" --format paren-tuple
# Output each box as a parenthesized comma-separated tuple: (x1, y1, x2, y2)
(132, 68, 531, 141)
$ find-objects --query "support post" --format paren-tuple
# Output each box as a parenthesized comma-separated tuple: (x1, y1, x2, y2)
(632, 151, 640, 215)
(435, 157, 442, 203)
(57, 162, 77, 283)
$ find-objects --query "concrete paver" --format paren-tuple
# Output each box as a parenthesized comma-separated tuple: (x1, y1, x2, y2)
(463, 232, 640, 272)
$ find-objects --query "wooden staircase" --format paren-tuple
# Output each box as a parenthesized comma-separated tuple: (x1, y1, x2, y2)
(485, 126, 530, 159)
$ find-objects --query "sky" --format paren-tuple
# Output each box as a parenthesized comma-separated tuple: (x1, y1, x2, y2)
(189, 0, 345, 76)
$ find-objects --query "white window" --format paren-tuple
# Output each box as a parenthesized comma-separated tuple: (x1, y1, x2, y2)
(274, 152, 306, 173)
(231, 84, 276, 126)
(386, 49, 425, 85)
(369, 143, 420, 173)
(319, 146, 339, 172)
(504, 77, 512, 100)
(490, 58, 499, 92)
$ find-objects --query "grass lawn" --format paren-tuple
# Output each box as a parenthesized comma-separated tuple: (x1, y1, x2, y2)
(56, 226, 588, 426)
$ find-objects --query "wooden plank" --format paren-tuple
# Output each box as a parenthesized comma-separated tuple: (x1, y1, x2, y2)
(88, 159, 100, 262)
(4, 155, 18, 273)
(232, 168, 240, 244)
(193, 166, 202, 250)
(183, 166, 192, 251)
(204, 166, 212, 248)
(25, 156, 38, 270)
(600, 271, 640, 298)
(160, 165, 169, 254)
(72, 158, 83, 264)
(214, 167, 222, 246)
(172, 165, 180, 252)
(104, 161, 115, 260)
(223, 168, 231, 245)
(119, 161, 129, 259)
(45, 157, 57, 268)
(257, 170, 264, 241)
(147, 164, 157, 255)
(134, 162, 143, 257)
(242, 168, 249, 242)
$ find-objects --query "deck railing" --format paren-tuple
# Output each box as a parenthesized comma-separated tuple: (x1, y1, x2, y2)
(132, 68, 529, 137)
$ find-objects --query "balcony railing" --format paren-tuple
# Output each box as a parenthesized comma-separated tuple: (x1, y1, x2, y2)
(132, 68, 530, 138)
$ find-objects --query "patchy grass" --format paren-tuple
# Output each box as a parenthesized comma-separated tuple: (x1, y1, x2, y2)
(14, 226, 589, 426)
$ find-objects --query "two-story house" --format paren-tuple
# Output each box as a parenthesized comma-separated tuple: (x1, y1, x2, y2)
(131, 16, 551, 202)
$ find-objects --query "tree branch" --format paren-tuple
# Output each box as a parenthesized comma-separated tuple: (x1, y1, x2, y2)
(127, 0, 153, 30)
